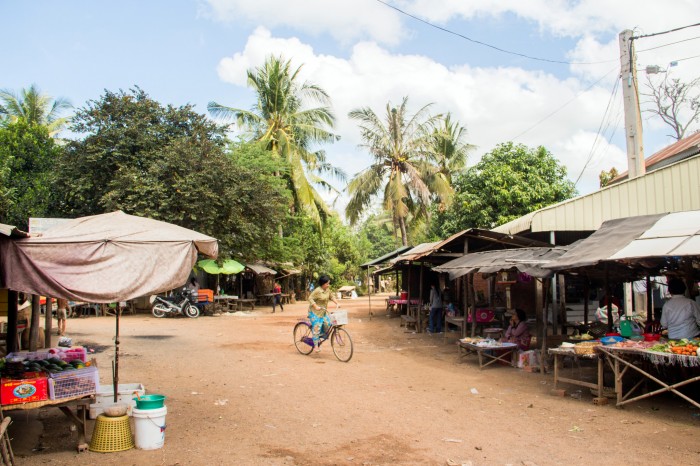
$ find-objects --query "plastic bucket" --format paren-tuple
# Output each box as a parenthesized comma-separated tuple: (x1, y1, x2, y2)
(132, 406, 167, 450)
(133, 394, 166, 409)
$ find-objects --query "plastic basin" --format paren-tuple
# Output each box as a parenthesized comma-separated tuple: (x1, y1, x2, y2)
(133, 394, 166, 410)
(643, 333, 661, 342)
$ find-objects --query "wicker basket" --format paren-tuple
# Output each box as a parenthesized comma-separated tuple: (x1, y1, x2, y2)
(574, 341, 600, 355)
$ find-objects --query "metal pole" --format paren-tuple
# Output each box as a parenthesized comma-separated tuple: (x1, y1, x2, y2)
(114, 308, 120, 402)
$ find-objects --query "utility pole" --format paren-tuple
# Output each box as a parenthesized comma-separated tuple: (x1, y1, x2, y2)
(619, 29, 646, 179)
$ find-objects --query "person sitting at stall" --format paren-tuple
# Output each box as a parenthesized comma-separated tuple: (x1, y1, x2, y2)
(502, 309, 531, 350)
(660, 278, 700, 339)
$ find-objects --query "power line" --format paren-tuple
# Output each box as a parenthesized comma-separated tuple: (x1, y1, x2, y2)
(373, 0, 615, 65)
(632, 22, 700, 40)
(510, 67, 618, 142)
(637, 35, 700, 53)
(574, 77, 621, 186)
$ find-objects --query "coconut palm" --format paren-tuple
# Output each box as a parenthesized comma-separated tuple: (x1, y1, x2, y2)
(208, 55, 344, 227)
(346, 97, 451, 246)
(0, 84, 71, 136)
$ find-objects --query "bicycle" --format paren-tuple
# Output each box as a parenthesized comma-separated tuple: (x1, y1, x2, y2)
(293, 309, 354, 362)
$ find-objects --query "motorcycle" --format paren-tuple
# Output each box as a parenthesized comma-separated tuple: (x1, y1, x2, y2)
(152, 287, 200, 318)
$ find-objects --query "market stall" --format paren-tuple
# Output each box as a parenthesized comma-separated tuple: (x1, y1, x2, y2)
(457, 336, 519, 370)
(1, 346, 96, 450)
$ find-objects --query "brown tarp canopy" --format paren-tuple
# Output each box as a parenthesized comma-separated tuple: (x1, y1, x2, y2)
(433, 246, 570, 280)
(0, 211, 218, 302)
(546, 211, 700, 279)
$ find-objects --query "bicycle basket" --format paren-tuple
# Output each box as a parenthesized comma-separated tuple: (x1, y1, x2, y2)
(330, 310, 348, 325)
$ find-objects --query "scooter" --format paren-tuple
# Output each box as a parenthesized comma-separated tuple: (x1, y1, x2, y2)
(152, 287, 200, 318)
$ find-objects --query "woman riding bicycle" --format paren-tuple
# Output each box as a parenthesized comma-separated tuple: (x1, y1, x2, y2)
(308, 275, 339, 352)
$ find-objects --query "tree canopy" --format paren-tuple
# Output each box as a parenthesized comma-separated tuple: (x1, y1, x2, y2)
(208, 55, 344, 229)
(52, 87, 289, 258)
(346, 97, 453, 246)
(0, 120, 61, 229)
(0, 84, 71, 137)
(429, 142, 577, 237)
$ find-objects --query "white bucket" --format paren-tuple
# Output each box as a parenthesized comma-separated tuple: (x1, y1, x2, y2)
(132, 406, 167, 450)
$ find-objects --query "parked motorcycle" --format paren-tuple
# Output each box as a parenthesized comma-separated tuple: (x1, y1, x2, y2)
(152, 287, 200, 318)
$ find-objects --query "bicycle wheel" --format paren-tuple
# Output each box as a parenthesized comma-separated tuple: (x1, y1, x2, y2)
(293, 322, 314, 355)
(331, 327, 353, 362)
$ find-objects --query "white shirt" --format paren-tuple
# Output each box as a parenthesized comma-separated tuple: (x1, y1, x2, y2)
(660, 295, 700, 339)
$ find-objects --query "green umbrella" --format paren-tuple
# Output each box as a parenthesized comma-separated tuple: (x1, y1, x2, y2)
(196, 259, 244, 275)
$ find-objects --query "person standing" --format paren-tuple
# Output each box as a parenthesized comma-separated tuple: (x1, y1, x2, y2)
(272, 281, 284, 313)
(428, 284, 443, 334)
(661, 278, 700, 339)
(307, 275, 339, 351)
(56, 298, 68, 336)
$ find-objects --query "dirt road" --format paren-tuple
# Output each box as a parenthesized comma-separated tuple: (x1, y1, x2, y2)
(9, 296, 700, 465)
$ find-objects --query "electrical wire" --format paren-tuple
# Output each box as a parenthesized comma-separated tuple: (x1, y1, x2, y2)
(637, 35, 700, 53)
(574, 78, 621, 186)
(631, 22, 700, 40)
(510, 67, 618, 142)
(373, 0, 616, 65)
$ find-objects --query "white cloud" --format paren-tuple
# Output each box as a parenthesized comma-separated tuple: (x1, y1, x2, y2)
(216, 28, 632, 198)
(202, 0, 405, 45)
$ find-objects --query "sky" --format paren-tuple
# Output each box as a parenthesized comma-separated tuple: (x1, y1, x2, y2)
(3, 0, 700, 218)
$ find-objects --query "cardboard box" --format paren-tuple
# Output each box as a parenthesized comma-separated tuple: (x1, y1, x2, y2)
(1, 372, 49, 405)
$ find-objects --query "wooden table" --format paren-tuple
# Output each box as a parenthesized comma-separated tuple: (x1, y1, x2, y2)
(458, 341, 518, 369)
(597, 346, 700, 409)
(214, 295, 238, 311)
(2, 395, 93, 451)
(232, 298, 256, 311)
(548, 347, 605, 400)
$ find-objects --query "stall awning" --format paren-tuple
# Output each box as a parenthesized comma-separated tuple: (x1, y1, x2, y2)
(246, 263, 277, 275)
(433, 246, 570, 280)
(361, 246, 413, 267)
(547, 211, 700, 272)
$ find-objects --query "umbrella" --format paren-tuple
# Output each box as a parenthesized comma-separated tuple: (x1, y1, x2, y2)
(0, 210, 218, 401)
(196, 259, 245, 295)
(196, 259, 244, 275)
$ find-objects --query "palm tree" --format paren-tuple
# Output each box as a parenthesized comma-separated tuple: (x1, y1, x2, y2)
(428, 113, 474, 209)
(0, 84, 71, 136)
(208, 55, 344, 228)
(346, 97, 451, 246)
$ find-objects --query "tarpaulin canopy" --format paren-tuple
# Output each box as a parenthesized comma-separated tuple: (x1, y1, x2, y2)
(0, 211, 218, 302)
(246, 263, 277, 275)
(433, 246, 570, 280)
(547, 211, 700, 274)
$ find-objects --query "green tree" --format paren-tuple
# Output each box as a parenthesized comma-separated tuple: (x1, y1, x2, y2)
(0, 120, 61, 229)
(430, 142, 577, 237)
(0, 84, 71, 136)
(643, 72, 700, 140)
(599, 167, 618, 188)
(53, 88, 288, 257)
(208, 55, 344, 229)
(346, 97, 450, 246)
(429, 113, 474, 185)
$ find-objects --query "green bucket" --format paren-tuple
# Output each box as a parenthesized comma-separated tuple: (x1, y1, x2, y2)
(133, 394, 166, 410)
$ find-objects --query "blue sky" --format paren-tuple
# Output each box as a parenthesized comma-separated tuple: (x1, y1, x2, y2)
(4, 0, 700, 215)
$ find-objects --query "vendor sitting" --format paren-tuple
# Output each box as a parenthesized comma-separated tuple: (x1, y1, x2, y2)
(502, 309, 531, 350)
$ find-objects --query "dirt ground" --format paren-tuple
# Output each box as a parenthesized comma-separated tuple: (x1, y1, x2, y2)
(6, 294, 700, 465)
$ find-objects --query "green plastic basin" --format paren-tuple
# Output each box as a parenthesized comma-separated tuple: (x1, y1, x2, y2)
(133, 394, 166, 409)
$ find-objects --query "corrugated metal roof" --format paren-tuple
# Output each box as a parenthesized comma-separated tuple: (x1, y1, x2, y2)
(246, 263, 277, 275)
(391, 242, 441, 263)
(610, 131, 700, 183)
(361, 245, 413, 267)
(493, 154, 700, 235)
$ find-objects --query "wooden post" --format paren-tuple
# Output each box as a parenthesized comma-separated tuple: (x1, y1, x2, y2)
(29, 295, 41, 351)
(469, 274, 476, 338)
(44, 297, 53, 348)
(645, 275, 652, 322)
(7, 290, 17, 353)
(535, 278, 544, 347)
(367, 267, 372, 320)
(605, 265, 614, 333)
(583, 279, 590, 324)
(558, 274, 566, 335)
(540, 278, 550, 375)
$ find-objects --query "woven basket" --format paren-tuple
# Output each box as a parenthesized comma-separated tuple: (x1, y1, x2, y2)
(574, 341, 600, 355)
